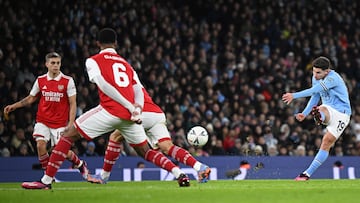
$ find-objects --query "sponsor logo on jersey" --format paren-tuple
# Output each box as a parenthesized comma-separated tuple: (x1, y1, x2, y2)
(42, 91, 64, 102)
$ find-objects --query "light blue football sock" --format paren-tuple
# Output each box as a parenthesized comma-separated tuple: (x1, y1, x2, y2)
(304, 149, 329, 177)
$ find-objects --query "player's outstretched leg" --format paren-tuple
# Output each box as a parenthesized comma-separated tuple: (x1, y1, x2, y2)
(167, 145, 211, 183)
(22, 136, 75, 189)
(295, 149, 329, 181)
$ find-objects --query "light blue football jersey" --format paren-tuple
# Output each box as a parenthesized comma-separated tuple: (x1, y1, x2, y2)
(293, 70, 351, 116)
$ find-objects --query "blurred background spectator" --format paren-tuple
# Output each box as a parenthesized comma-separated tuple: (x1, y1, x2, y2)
(82, 141, 99, 157)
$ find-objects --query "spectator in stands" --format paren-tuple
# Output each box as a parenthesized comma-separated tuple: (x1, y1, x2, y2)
(267, 145, 278, 157)
(278, 145, 289, 156)
(11, 128, 35, 156)
(294, 145, 306, 157)
(83, 141, 99, 157)
(137, 161, 145, 169)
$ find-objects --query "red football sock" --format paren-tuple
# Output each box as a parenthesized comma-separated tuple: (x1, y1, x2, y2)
(46, 136, 73, 178)
(103, 140, 121, 172)
(67, 150, 81, 167)
(168, 145, 197, 167)
(144, 149, 176, 172)
(39, 153, 49, 169)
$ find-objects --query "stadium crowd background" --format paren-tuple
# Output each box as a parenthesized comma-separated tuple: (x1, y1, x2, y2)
(0, 0, 360, 158)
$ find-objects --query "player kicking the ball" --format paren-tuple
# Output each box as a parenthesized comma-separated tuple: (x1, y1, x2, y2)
(282, 56, 351, 181)
(87, 70, 211, 185)
(21, 28, 199, 189)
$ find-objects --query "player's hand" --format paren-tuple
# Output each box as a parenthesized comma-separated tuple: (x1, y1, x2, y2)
(131, 112, 142, 124)
(295, 113, 305, 122)
(130, 104, 142, 124)
(3, 105, 14, 115)
(3, 105, 15, 120)
(282, 93, 293, 105)
(64, 123, 73, 133)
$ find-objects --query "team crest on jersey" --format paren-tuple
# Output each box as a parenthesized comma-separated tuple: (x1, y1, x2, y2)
(58, 85, 64, 91)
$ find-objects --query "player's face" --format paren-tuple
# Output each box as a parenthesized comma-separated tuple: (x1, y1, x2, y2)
(312, 67, 329, 80)
(46, 58, 61, 75)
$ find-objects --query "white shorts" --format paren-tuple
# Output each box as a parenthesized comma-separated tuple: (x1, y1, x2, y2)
(33, 123, 65, 146)
(322, 104, 350, 139)
(75, 105, 147, 146)
(142, 112, 171, 149)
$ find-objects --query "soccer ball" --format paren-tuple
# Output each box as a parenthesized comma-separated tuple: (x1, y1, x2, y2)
(187, 126, 209, 147)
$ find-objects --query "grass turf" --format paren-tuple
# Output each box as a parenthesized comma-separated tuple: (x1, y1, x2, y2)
(1, 179, 360, 203)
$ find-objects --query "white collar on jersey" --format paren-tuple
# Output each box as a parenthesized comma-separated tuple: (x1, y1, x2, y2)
(99, 48, 117, 54)
(47, 71, 63, 81)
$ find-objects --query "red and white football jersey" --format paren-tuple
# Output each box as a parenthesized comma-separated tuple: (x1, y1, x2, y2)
(132, 70, 162, 113)
(30, 72, 76, 128)
(86, 48, 137, 120)
(142, 88, 163, 113)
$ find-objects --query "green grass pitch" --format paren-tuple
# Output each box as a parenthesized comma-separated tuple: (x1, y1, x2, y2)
(1, 179, 360, 203)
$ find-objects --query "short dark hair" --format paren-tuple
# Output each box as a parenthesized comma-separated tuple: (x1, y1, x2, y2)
(97, 28, 117, 44)
(45, 52, 61, 61)
(312, 56, 331, 70)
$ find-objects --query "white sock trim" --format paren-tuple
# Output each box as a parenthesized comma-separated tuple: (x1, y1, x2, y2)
(171, 167, 184, 179)
(194, 162, 202, 171)
(101, 171, 111, 180)
(41, 175, 53, 185)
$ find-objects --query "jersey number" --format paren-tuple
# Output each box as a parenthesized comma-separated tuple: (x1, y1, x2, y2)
(337, 120, 346, 132)
(113, 63, 129, 87)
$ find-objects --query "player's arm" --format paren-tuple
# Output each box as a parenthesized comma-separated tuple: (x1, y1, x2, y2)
(129, 70, 145, 124)
(301, 93, 320, 116)
(283, 77, 327, 104)
(131, 83, 144, 124)
(67, 78, 77, 129)
(4, 79, 39, 114)
(86, 58, 135, 113)
(133, 84, 144, 110)
(4, 94, 38, 114)
(132, 71, 144, 110)
(292, 75, 337, 100)
(67, 95, 76, 128)
(292, 84, 324, 99)
(93, 75, 135, 112)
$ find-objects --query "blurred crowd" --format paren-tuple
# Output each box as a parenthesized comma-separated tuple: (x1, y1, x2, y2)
(1, 0, 360, 158)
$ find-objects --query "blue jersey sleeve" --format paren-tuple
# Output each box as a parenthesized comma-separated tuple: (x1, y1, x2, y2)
(302, 93, 320, 116)
(293, 73, 338, 99)
(292, 83, 323, 99)
(293, 70, 352, 116)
